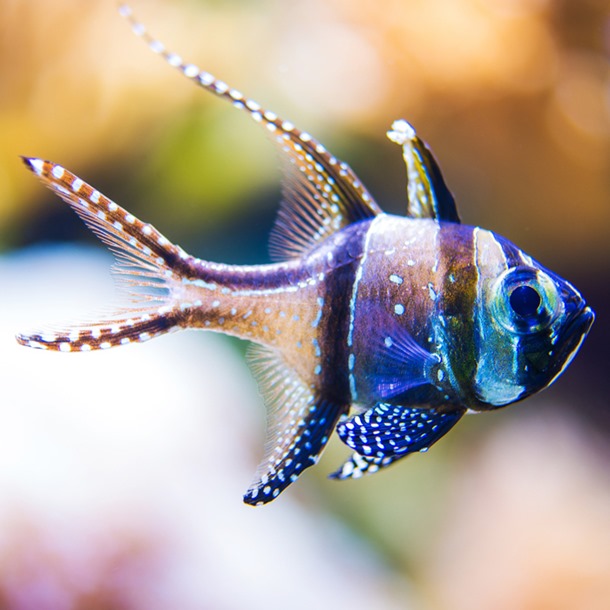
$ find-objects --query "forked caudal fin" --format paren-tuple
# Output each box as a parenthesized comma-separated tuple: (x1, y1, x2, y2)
(16, 157, 199, 352)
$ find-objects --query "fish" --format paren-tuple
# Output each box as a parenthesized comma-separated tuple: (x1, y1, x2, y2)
(16, 4, 594, 506)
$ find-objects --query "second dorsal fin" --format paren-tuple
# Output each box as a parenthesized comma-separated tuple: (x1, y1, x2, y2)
(268, 134, 381, 260)
(119, 3, 382, 262)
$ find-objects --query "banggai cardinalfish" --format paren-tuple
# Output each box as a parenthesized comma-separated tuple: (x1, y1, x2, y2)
(17, 4, 594, 505)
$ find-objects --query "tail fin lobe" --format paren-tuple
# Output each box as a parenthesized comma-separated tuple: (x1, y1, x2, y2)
(17, 308, 180, 352)
(21, 157, 193, 277)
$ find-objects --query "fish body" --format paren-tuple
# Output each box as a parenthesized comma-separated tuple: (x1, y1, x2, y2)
(17, 5, 594, 505)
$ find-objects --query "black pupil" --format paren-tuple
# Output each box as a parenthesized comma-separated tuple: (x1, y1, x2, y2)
(509, 285, 541, 317)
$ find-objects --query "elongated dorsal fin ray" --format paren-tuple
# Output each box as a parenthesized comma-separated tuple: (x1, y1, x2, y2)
(118, 3, 382, 262)
(329, 404, 464, 480)
(16, 157, 188, 351)
(246, 345, 346, 505)
(387, 120, 460, 223)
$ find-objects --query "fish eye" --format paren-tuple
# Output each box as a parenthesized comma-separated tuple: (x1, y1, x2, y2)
(491, 268, 560, 334)
(509, 285, 541, 318)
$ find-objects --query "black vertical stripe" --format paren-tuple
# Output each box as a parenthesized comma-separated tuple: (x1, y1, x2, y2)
(316, 222, 371, 406)
(437, 224, 480, 405)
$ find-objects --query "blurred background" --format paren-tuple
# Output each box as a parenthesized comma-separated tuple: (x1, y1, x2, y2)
(1, 0, 609, 608)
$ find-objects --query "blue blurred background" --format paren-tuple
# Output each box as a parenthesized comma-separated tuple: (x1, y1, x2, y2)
(1, 0, 609, 608)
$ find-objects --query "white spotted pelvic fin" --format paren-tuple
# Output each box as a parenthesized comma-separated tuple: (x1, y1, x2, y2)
(118, 3, 381, 261)
(16, 157, 190, 352)
(329, 404, 464, 480)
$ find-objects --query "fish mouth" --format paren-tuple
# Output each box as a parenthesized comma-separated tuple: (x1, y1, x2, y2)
(565, 304, 595, 343)
(547, 303, 594, 383)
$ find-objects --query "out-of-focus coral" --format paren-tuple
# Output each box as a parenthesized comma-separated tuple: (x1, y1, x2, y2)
(2, 0, 608, 269)
(427, 412, 610, 610)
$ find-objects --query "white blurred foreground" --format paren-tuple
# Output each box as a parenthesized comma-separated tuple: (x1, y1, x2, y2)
(0, 247, 411, 610)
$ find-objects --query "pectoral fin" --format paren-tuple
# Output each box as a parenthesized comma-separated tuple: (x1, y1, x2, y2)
(369, 321, 440, 399)
(329, 404, 464, 480)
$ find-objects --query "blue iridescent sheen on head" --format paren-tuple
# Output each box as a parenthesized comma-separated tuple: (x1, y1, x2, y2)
(472, 232, 593, 406)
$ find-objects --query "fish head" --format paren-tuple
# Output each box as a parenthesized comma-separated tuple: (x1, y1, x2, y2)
(471, 229, 594, 408)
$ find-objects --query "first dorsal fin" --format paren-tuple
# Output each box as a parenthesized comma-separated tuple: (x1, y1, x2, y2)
(119, 4, 382, 262)
(387, 120, 460, 223)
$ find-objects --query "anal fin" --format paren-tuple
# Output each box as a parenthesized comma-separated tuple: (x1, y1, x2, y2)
(246, 346, 346, 505)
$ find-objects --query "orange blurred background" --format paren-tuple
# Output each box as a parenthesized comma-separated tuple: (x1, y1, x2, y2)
(1, 0, 609, 608)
